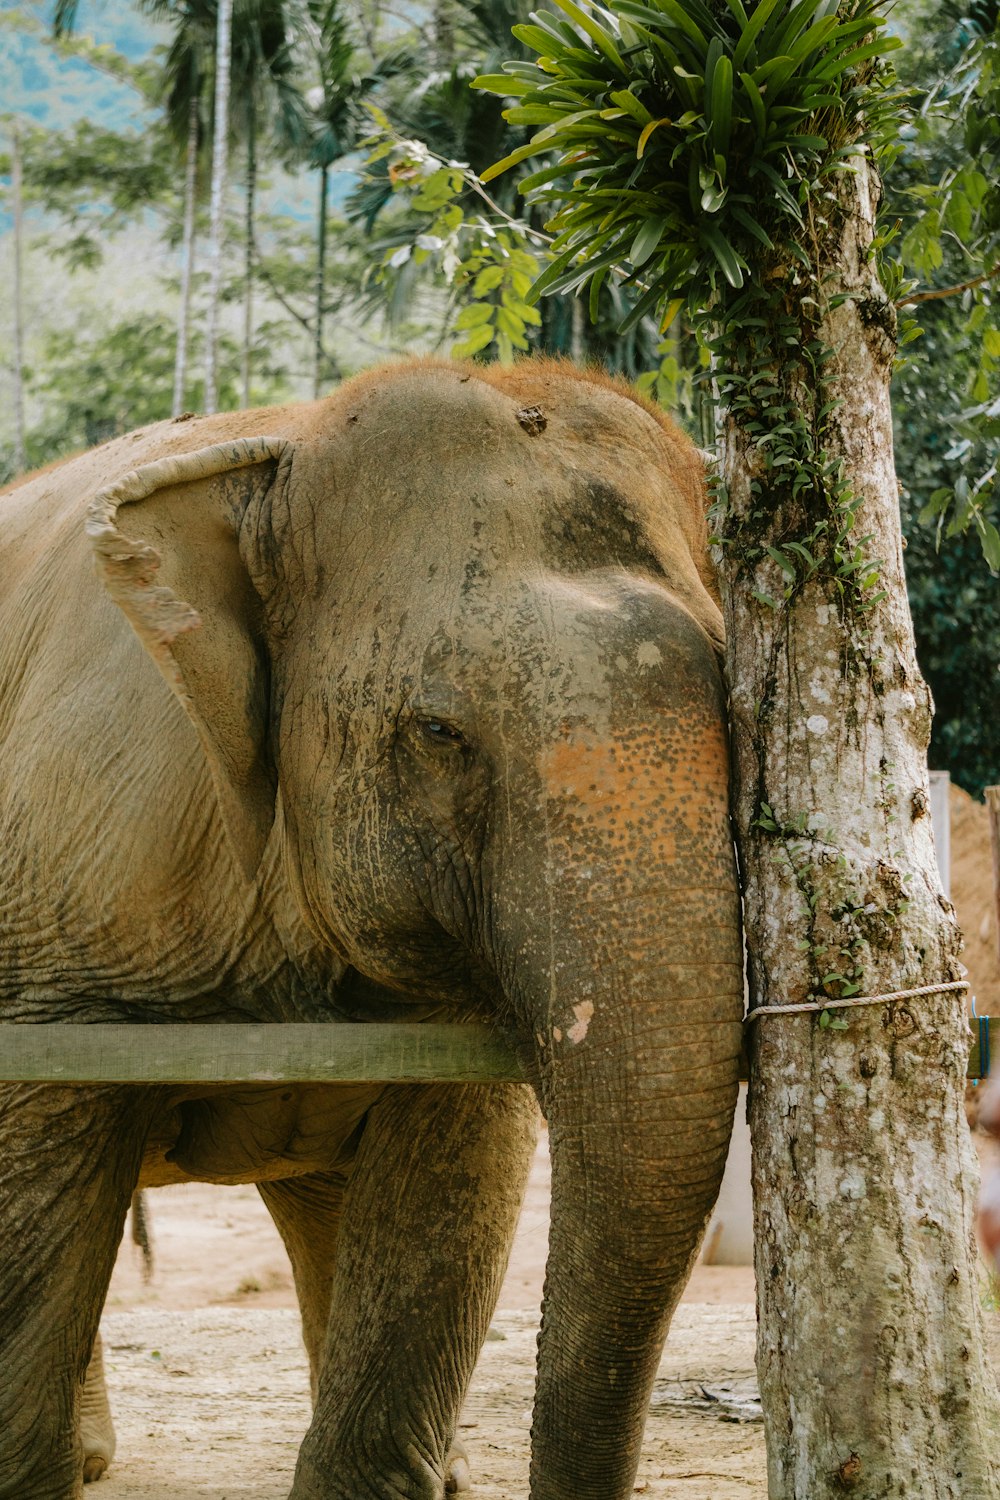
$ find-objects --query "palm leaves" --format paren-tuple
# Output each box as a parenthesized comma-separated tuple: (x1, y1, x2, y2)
(475, 0, 902, 325)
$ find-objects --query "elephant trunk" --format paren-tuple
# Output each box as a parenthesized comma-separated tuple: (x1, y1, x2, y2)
(518, 712, 743, 1499)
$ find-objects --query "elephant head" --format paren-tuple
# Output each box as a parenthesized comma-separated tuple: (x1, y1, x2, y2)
(88, 360, 743, 1499)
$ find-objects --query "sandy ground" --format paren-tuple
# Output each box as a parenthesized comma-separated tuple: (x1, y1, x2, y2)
(100, 1137, 763, 1499)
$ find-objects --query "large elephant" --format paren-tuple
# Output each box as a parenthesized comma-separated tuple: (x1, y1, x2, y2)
(0, 359, 744, 1500)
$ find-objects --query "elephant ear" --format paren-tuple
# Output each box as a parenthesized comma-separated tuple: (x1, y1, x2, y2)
(87, 437, 291, 880)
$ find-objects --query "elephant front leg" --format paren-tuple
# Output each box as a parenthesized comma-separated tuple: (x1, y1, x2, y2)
(0, 1084, 148, 1500)
(261, 1170, 473, 1494)
(288, 1083, 538, 1500)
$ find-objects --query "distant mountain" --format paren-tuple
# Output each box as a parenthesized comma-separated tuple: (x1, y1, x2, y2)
(1, 0, 168, 130)
(1, 0, 350, 222)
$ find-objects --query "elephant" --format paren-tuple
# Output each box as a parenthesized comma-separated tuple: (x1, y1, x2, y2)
(0, 357, 744, 1500)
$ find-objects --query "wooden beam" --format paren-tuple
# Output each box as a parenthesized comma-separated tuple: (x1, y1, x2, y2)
(0, 1023, 524, 1085)
(0, 1019, 994, 1086)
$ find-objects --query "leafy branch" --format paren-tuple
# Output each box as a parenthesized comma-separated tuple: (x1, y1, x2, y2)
(897, 258, 1000, 306)
(357, 117, 544, 362)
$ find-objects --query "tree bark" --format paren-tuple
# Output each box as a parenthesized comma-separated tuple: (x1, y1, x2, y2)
(716, 156, 1000, 1497)
(11, 122, 26, 476)
(172, 92, 199, 419)
(312, 162, 328, 401)
(204, 0, 233, 416)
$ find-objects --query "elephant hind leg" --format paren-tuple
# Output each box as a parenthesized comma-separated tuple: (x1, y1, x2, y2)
(80, 1331, 115, 1483)
(257, 1170, 348, 1401)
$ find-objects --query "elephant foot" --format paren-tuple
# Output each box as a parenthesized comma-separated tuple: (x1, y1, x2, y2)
(445, 1440, 471, 1495)
(81, 1331, 116, 1483)
(82, 1454, 109, 1484)
(290, 1435, 473, 1499)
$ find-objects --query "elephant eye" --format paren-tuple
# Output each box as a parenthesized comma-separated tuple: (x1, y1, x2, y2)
(418, 717, 466, 748)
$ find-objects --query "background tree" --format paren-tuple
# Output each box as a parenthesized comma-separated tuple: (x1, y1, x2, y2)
(228, 0, 306, 406)
(203, 0, 232, 413)
(294, 0, 400, 396)
(52, 0, 212, 412)
(8, 120, 26, 476)
(887, 0, 1000, 796)
(477, 1, 1000, 1493)
(146, 0, 214, 416)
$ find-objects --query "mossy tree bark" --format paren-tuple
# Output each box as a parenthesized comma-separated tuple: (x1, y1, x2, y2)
(715, 155, 1000, 1497)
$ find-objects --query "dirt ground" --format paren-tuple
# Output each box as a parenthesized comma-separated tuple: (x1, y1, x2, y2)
(93, 782, 998, 1498)
(101, 1136, 763, 1500)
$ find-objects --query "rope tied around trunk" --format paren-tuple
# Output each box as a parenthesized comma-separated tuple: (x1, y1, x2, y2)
(743, 979, 969, 1026)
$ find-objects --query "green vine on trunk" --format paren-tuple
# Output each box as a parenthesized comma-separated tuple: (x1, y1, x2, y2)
(751, 798, 912, 1017)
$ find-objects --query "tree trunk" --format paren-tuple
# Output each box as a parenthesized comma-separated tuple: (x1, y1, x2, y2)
(11, 122, 26, 476)
(241, 107, 255, 410)
(203, 0, 233, 416)
(716, 155, 1000, 1497)
(312, 163, 328, 401)
(172, 92, 199, 419)
(434, 0, 455, 70)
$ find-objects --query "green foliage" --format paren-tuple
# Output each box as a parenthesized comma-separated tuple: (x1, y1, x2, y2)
(32, 315, 185, 453)
(475, 0, 900, 321)
(452, 230, 542, 360)
(886, 0, 1000, 566)
(5, 119, 171, 268)
(0, 311, 292, 487)
(360, 130, 542, 362)
(893, 296, 1000, 795)
(902, 508, 1000, 797)
(476, 0, 903, 617)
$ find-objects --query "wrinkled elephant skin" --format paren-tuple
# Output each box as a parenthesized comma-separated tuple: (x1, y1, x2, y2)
(0, 359, 743, 1500)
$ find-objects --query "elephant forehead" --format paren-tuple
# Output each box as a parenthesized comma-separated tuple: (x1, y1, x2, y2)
(308, 367, 675, 547)
(330, 358, 658, 452)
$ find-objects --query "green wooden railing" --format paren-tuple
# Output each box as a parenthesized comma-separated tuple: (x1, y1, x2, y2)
(0, 1022, 524, 1084)
(0, 1016, 995, 1085)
